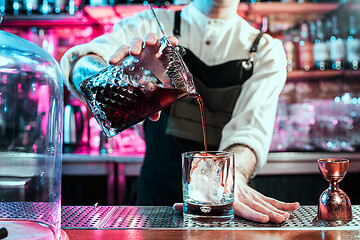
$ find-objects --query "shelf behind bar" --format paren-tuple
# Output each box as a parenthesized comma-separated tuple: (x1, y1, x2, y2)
(0, 2, 341, 28)
(62, 152, 144, 163)
(287, 70, 360, 81)
(0, 13, 92, 27)
(247, 2, 338, 16)
(259, 151, 360, 175)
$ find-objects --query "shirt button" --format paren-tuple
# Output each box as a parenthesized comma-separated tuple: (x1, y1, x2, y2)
(205, 40, 211, 45)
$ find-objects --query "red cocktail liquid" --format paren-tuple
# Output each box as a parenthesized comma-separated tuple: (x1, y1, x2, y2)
(81, 81, 187, 136)
(196, 95, 207, 155)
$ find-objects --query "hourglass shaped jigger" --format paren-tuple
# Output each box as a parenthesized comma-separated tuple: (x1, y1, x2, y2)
(317, 158, 352, 221)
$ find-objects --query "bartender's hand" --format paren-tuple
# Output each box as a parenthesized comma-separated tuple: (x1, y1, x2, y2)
(233, 174, 300, 223)
(109, 33, 175, 122)
(228, 145, 300, 223)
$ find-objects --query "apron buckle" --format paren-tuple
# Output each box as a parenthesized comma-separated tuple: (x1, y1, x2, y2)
(242, 52, 256, 71)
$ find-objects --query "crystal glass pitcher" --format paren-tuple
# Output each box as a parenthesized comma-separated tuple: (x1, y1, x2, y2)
(0, 30, 63, 239)
(80, 36, 196, 138)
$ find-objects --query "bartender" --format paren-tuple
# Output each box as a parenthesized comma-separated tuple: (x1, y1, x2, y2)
(60, 0, 300, 223)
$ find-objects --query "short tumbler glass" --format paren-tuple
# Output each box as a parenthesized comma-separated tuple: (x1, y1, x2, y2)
(182, 151, 235, 224)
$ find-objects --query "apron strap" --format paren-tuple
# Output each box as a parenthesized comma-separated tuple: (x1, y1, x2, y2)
(242, 31, 264, 70)
(173, 10, 181, 38)
(250, 31, 264, 53)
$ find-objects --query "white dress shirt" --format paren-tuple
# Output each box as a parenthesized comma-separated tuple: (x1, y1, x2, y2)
(60, 2, 287, 176)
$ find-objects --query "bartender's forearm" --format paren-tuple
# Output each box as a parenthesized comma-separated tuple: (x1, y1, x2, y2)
(224, 144, 257, 183)
(70, 54, 109, 95)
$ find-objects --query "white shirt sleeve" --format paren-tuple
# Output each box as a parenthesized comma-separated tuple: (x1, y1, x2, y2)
(59, 10, 162, 99)
(219, 34, 287, 176)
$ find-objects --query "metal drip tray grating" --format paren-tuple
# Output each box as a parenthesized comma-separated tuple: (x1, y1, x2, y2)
(61, 206, 117, 229)
(104, 206, 184, 229)
(61, 205, 360, 229)
(0, 202, 58, 222)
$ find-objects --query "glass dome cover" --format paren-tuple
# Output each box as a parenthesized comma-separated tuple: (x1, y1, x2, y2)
(0, 30, 63, 239)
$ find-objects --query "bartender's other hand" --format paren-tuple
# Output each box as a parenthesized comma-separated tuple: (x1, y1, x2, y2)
(233, 175, 300, 223)
(109, 33, 178, 64)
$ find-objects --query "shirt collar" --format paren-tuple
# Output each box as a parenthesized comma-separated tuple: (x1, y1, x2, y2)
(187, 2, 240, 26)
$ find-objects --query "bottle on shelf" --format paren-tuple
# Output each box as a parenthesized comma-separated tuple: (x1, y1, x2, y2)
(2, 0, 79, 15)
(66, 0, 76, 15)
(13, 0, 21, 15)
(327, 15, 347, 70)
(311, 19, 331, 70)
(0, 0, 4, 16)
(297, 20, 315, 71)
(54, 0, 66, 14)
(23, 0, 37, 15)
(283, 26, 299, 72)
(39, 0, 56, 15)
(346, 14, 360, 70)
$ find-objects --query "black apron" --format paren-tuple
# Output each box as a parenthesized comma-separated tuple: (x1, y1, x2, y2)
(136, 11, 263, 206)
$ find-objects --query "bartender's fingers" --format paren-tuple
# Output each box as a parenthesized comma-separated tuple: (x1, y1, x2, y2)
(233, 201, 270, 223)
(260, 195, 300, 212)
(242, 193, 290, 219)
(237, 196, 287, 223)
(172, 203, 183, 212)
(110, 35, 179, 65)
(168, 36, 179, 46)
(129, 37, 144, 56)
(247, 191, 293, 217)
(144, 33, 159, 46)
(149, 112, 161, 121)
(144, 33, 178, 46)
(109, 45, 130, 65)
(234, 182, 294, 223)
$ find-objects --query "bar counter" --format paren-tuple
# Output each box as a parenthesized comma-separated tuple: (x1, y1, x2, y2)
(64, 228, 360, 240)
(61, 205, 360, 240)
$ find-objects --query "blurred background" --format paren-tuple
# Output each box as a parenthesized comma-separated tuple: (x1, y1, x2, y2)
(1, 0, 360, 207)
